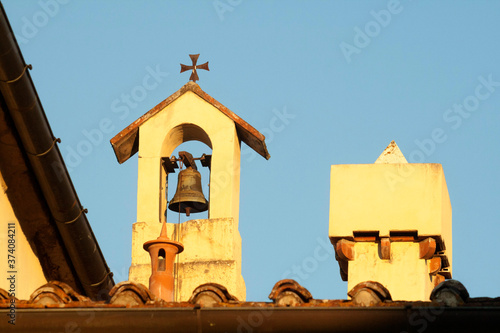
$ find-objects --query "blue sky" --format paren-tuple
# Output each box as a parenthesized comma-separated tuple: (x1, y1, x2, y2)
(3, 0, 500, 301)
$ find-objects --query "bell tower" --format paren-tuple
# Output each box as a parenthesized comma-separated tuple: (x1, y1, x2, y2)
(110, 61, 269, 301)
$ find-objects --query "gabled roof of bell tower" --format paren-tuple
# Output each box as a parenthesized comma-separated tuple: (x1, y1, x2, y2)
(110, 81, 270, 164)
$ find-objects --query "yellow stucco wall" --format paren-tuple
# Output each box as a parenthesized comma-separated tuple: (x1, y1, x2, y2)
(348, 242, 437, 301)
(131, 220, 242, 284)
(329, 163, 452, 260)
(0, 172, 46, 300)
(129, 218, 246, 301)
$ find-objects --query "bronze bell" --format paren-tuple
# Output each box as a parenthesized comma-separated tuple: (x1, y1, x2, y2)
(168, 166, 208, 216)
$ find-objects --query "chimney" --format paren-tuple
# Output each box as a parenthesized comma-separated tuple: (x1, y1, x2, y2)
(329, 141, 452, 301)
(143, 221, 183, 302)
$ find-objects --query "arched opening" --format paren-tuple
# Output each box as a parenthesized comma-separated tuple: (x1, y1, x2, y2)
(161, 123, 212, 157)
(160, 124, 212, 224)
(158, 248, 166, 272)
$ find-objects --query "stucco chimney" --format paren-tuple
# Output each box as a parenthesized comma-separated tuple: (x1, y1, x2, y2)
(329, 141, 452, 301)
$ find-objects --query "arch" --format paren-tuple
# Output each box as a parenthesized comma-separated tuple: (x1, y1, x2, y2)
(158, 248, 166, 272)
(160, 123, 212, 158)
(135, 94, 242, 226)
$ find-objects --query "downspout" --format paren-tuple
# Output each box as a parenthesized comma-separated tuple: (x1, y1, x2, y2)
(0, 4, 114, 299)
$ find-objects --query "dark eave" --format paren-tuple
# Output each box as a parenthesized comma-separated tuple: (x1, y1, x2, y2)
(0, 3, 114, 299)
(110, 81, 271, 164)
(0, 90, 82, 292)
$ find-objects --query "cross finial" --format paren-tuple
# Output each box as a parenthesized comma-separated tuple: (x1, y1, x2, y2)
(180, 54, 209, 82)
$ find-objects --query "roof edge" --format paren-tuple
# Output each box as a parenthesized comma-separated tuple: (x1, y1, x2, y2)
(0, 3, 114, 299)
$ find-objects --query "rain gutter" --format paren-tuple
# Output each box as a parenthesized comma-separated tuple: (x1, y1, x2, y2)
(0, 3, 114, 299)
(1, 306, 499, 332)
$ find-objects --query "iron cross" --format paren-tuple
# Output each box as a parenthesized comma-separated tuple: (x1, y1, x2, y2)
(180, 54, 209, 82)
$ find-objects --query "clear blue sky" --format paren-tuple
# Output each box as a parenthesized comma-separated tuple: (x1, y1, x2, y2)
(3, 0, 500, 301)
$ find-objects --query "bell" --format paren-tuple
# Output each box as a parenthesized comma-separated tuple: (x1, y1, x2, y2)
(168, 166, 208, 216)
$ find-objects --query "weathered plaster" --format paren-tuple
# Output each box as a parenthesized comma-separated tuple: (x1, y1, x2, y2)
(0, 172, 46, 299)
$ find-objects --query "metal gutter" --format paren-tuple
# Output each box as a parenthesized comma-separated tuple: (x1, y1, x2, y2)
(0, 3, 114, 299)
(1, 306, 499, 332)
(0, 92, 83, 291)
